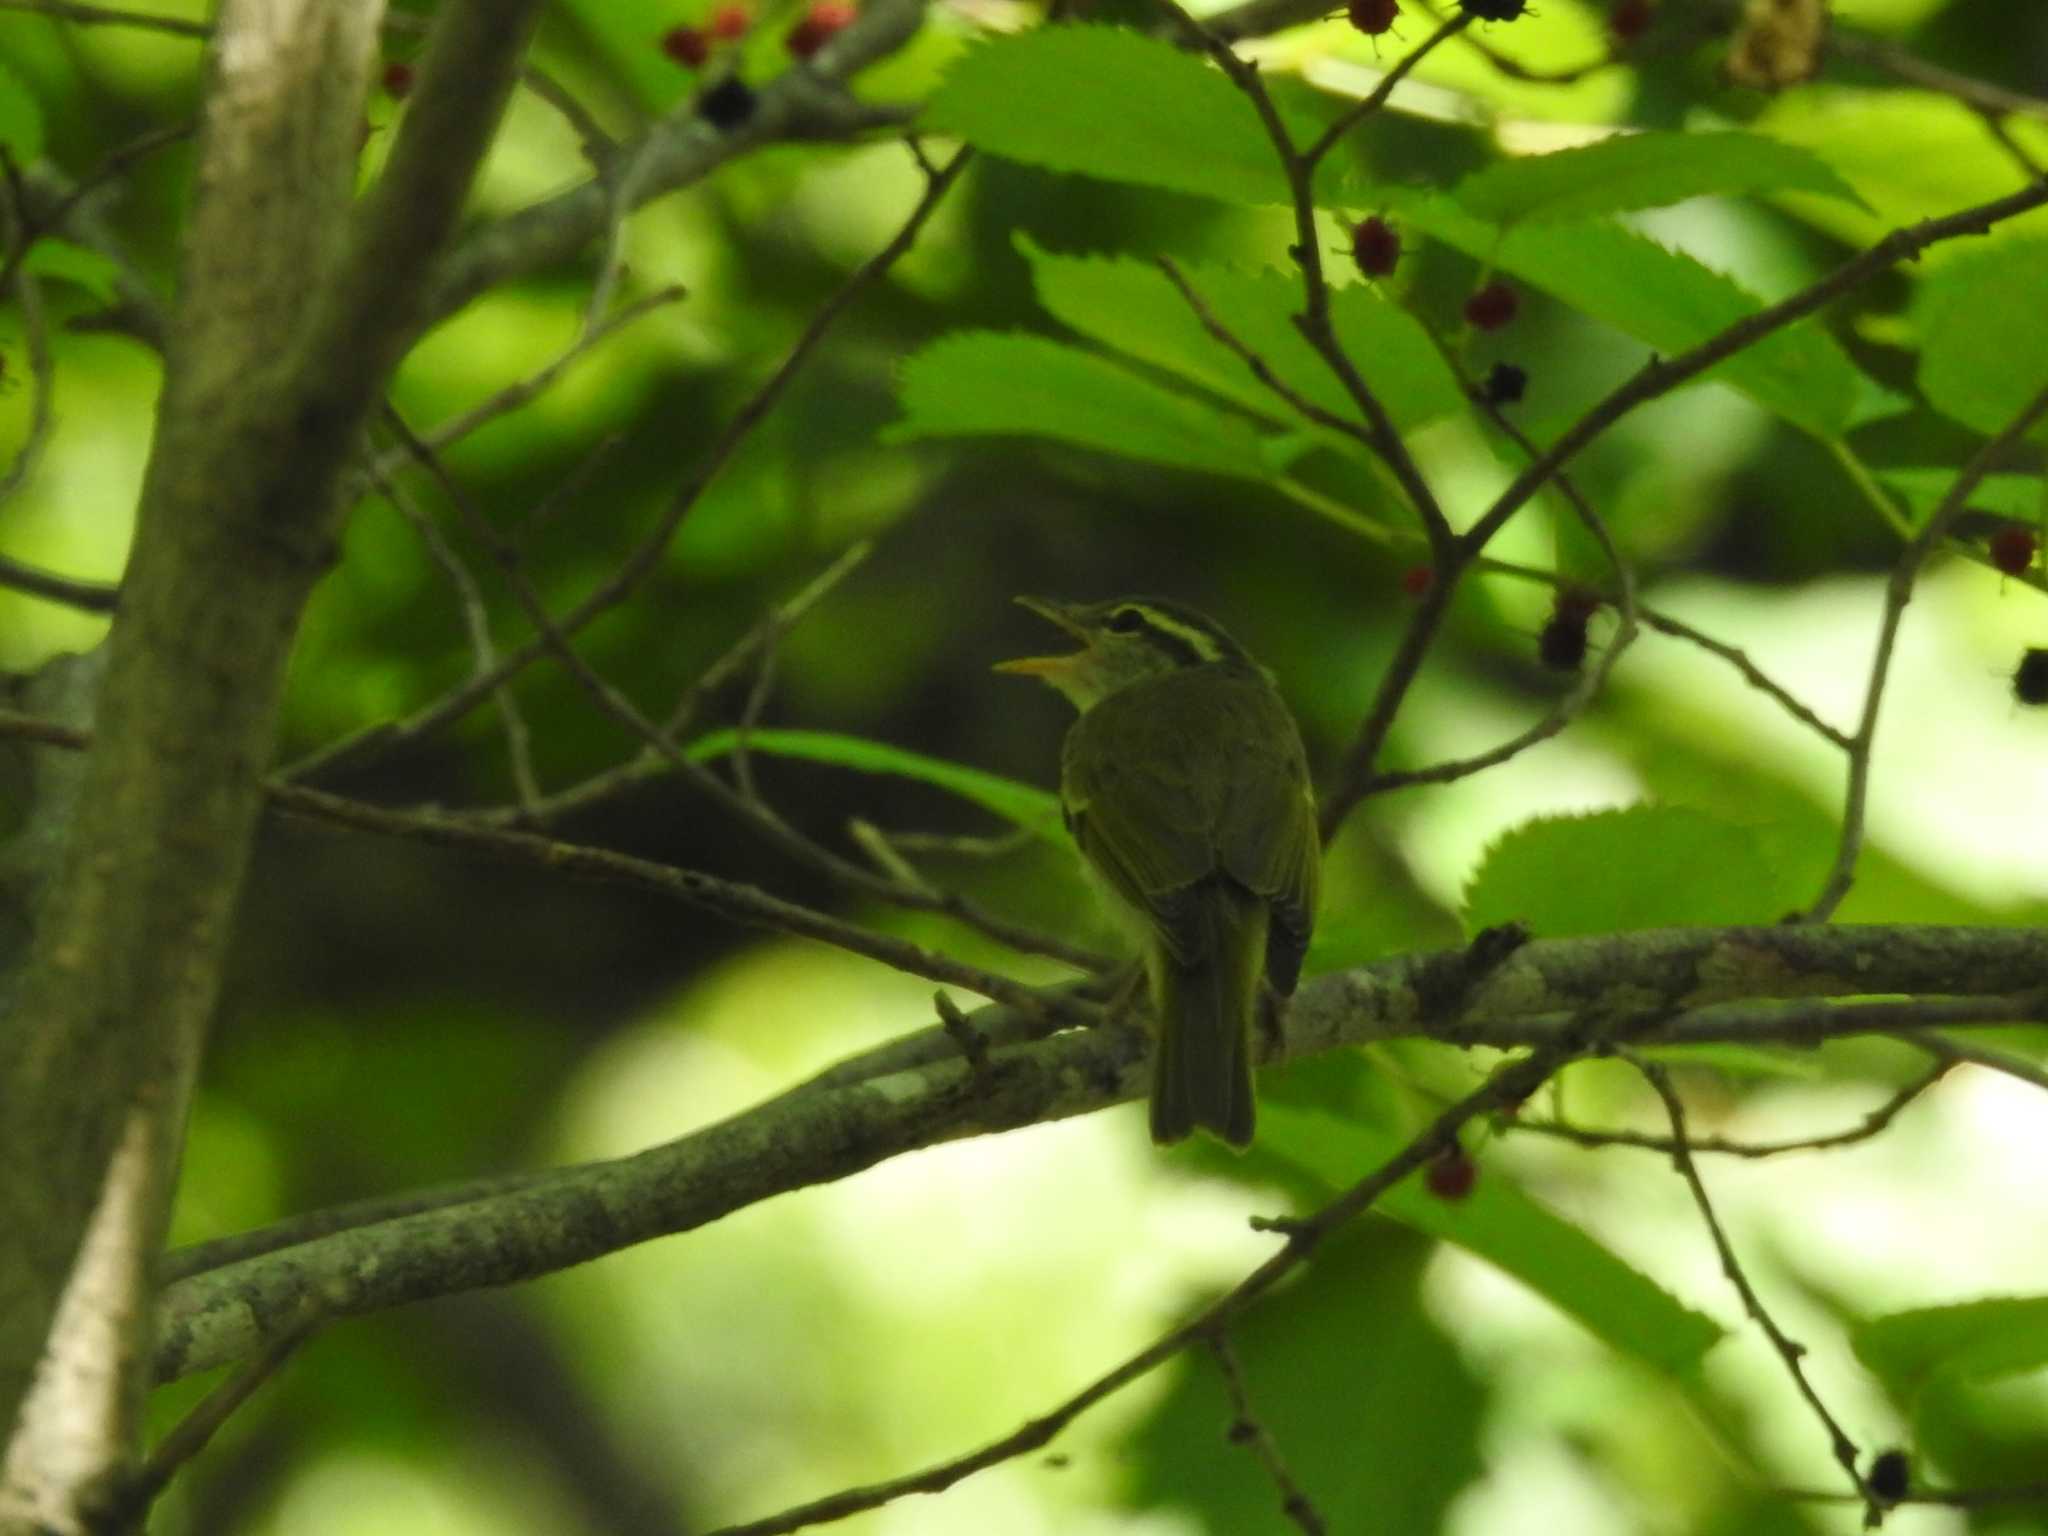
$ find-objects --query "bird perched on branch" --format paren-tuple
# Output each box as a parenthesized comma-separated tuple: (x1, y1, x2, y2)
(997, 597, 1319, 1147)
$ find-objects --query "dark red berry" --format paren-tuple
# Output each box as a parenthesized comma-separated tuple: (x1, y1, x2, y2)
(1990, 524, 2036, 577)
(1482, 361, 1527, 404)
(1425, 1146, 1477, 1201)
(1348, 0, 1399, 35)
(1461, 0, 1527, 17)
(709, 2, 752, 37)
(1867, 1449, 1910, 1504)
(381, 60, 414, 97)
(786, 0, 856, 58)
(661, 25, 712, 68)
(2015, 648, 2048, 706)
(1464, 281, 1518, 331)
(1351, 216, 1400, 277)
(1610, 0, 1653, 42)
(1400, 564, 1434, 597)
(697, 74, 756, 128)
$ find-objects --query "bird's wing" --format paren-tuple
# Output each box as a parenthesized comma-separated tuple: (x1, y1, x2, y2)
(1062, 677, 1230, 964)
(1211, 678, 1319, 994)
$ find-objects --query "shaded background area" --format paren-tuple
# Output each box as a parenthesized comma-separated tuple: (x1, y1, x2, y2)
(4, 0, 2048, 1530)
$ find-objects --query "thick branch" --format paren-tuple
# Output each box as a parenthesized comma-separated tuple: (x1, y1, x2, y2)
(150, 920, 2048, 1382)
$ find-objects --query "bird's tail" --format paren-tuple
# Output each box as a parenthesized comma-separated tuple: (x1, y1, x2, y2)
(1149, 881, 1266, 1149)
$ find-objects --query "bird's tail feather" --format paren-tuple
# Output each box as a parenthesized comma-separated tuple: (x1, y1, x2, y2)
(1149, 883, 1265, 1149)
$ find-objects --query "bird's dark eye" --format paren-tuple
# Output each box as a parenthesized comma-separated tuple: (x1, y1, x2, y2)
(1107, 607, 1146, 634)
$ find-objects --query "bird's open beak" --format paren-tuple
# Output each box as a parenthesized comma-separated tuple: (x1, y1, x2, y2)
(992, 596, 1089, 678)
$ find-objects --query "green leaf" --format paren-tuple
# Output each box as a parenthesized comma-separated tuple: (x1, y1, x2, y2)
(1019, 238, 1466, 436)
(1123, 1226, 1485, 1535)
(21, 239, 123, 304)
(1855, 1297, 2048, 1397)
(1389, 192, 1862, 439)
(888, 330, 1273, 481)
(1916, 238, 2048, 437)
(1452, 132, 1865, 227)
(1878, 470, 2042, 525)
(1464, 806, 1796, 938)
(683, 727, 1067, 844)
(923, 27, 1285, 205)
(0, 61, 44, 166)
(1262, 1105, 1724, 1377)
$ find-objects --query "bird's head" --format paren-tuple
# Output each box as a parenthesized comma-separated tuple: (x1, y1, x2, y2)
(993, 596, 1250, 712)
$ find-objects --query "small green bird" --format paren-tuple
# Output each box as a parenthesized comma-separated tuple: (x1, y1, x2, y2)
(996, 596, 1320, 1147)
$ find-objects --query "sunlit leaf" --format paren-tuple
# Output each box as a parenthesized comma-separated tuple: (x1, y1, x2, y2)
(1855, 1297, 2048, 1395)
(1916, 238, 2048, 437)
(924, 27, 1286, 204)
(1020, 238, 1465, 436)
(1453, 132, 1865, 226)
(888, 330, 1274, 481)
(1464, 806, 1798, 937)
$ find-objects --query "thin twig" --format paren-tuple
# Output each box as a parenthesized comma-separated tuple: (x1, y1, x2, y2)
(1302, 12, 1472, 166)
(362, 285, 686, 484)
(468, 542, 872, 826)
(1515, 1057, 1950, 1159)
(366, 448, 543, 813)
(1362, 347, 1643, 796)
(282, 144, 974, 787)
(1638, 608, 1853, 750)
(1807, 381, 2048, 921)
(1633, 1059, 1879, 1524)
(1208, 1333, 1328, 1535)
(105, 1322, 317, 1526)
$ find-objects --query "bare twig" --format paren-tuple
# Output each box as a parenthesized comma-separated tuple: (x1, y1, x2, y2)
(104, 1322, 317, 1526)
(1633, 1059, 1879, 1524)
(283, 144, 974, 786)
(365, 450, 543, 813)
(1638, 608, 1853, 750)
(469, 541, 872, 826)
(362, 285, 686, 484)
(1807, 381, 2048, 921)
(1302, 12, 1473, 165)
(1516, 1057, 1950, 1159)
(1209, 1333, 1328, 1535)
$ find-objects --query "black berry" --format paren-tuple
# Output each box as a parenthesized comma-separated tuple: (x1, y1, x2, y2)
(2015, 648, 2048, 706)
(1867, 1448, 1910, 1503)
(1482, 362, 1527, 404)
(697, 74, 756, 129)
